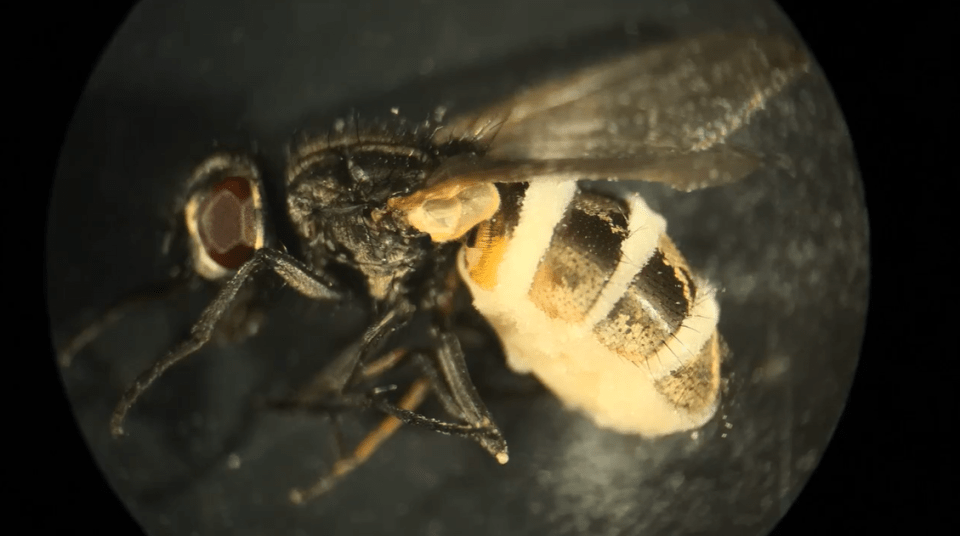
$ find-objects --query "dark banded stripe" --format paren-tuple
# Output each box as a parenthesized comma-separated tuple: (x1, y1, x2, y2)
(495, 182, 528, 237)
(653, 332, 721, 413)
(593, 237, 694, 364)
(630, 249, 691, 330)
(464, 182, 529, 289)
(528, 191, 629, 322)
(465, 183, 527, 246)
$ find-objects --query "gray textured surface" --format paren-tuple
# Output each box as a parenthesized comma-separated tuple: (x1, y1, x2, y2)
(47, 1, 867, 535)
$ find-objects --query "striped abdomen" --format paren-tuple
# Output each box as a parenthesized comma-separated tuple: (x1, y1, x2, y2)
(459, 181, 721, 436)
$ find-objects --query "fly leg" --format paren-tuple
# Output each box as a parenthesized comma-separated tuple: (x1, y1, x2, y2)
(56, 274, 193, 368)
(346, 325, 509, 463)
(265, 348, 412, 415)
(110, 248, 342, 437)
(266, 349, 419, 502)
(274, 339, 506, 502)
(403, 263, 510, 463)
(381, 325, 509, 464)
(288, 376, 431, 504)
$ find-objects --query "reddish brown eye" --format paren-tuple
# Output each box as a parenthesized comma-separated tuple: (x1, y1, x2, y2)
(183, 155, 265, 281)
(196, 177, 260, 270)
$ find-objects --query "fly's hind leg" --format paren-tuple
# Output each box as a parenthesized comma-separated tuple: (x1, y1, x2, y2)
(289, 376, 431, 504)
(275, 343, 504, 503)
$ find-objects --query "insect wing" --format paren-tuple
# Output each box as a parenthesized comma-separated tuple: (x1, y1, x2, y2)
(431, 33, 810, 192)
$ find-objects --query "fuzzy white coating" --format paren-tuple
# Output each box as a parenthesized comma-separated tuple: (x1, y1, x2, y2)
(459, 186, 719, 436)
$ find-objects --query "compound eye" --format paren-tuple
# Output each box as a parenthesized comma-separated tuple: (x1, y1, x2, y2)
(197, 177, 260, 269)
(184, 157, 266, 280)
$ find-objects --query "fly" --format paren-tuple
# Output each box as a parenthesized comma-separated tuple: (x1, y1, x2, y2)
(57, 33, 810, 503)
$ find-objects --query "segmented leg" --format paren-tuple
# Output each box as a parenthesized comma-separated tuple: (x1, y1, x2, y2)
(279, 334, 508, 464)
(289, 377, 431, 504)
(268, 348, 413, 412)
(111, 248, 342, 437)
(57, 276, 192, 367)
(358, 348, 409, 381)
(269, 338, 506, 502)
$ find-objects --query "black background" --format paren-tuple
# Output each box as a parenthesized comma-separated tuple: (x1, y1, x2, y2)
(29, 0, 947, 534)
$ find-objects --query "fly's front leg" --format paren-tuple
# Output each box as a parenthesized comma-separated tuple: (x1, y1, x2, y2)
(110, 248, 342, 437)
(57, 274, 193, 368)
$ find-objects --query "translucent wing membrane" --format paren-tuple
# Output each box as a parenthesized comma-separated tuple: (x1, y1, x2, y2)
(424, 149, 761, 193)
(432, 33, 809, 192)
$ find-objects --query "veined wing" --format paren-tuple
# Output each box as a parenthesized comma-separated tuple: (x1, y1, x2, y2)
(432, 33, 810, 192)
